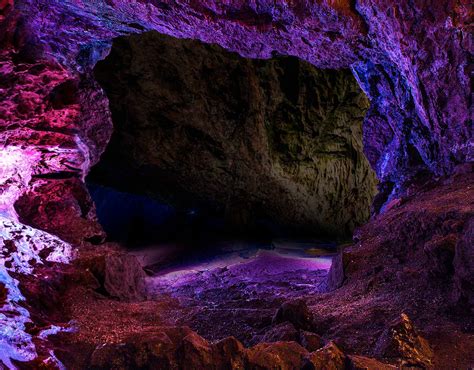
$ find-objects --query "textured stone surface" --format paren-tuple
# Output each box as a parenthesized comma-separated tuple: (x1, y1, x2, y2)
(303, 341, 346, 370)
(374, 313, 433, 368)
(453, 217, 474, 310)
(1, 0, 470, 212)
(0, 0, 472, 367)
(90, 31, 376, 236)
(77, 248, 147, 301)
(0, 1, 469, 236)
(23, 174, 472, 369)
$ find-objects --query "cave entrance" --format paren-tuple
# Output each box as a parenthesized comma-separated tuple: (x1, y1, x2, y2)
(86, 31, 377, 264)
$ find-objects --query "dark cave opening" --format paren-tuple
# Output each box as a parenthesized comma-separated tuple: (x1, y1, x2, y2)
(86, 31, 378, 251)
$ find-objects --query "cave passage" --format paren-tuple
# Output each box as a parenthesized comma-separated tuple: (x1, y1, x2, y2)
(87, 31, 377, 253)
(2, 1, 472, 367)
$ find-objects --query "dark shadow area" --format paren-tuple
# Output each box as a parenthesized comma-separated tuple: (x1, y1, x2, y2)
(87, 31, 377, 248)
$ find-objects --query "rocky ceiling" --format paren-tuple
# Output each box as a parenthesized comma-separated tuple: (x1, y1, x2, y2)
(0, 0, 471, 242)
(0, 0, 472, 368)
(0, 0, 472, 239)
(88, 31, 377, 240)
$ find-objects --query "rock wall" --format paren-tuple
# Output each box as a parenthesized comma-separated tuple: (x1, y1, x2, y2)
(0, 1, 472, 366)
(0, 0, 470, 239)
(89, 32, 377, 236)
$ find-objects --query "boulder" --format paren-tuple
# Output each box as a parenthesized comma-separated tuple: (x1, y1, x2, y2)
(347, 355, 396, 370)
(299, 331, 325, 352)
(302, 341, 346, 370)
(273, 299, 315, 331)
(78, 250, 147, 301)
(260, 322, 299, 343)
(374, 313, 433, 368)
(89, 332, 177, 369)
(246, 341, 308, 370)
(327, 250, 350, 291)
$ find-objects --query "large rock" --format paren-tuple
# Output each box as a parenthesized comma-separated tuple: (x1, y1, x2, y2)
(90, 31, 377, 237)
(273, 299, 315, 331)
(374, 313, 433, 368)
(347, 355, 396, 370)
(77, 248, 147, 301)
(246, 341, 309, 370)
(302, 341, 346, 370)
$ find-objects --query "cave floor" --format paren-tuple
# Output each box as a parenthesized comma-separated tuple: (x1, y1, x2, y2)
(64, 242, 335, 346)
(32, 172, 473, 369)
(147, 244, 333, 345)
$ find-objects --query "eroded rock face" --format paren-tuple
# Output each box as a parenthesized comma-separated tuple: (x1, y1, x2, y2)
(0, 0, 472, 367)
(90, 32, 376, 236)
(1, 0, 470, 210)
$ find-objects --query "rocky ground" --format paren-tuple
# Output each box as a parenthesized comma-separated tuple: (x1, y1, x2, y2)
(7, 169, 472, 369)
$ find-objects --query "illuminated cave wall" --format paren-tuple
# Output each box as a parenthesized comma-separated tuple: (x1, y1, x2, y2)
(0, 1, 470, 245)
(0, 0, 471, 366)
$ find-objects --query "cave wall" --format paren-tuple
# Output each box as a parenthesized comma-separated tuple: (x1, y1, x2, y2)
(0, 0, 470, 242)
(0, 0, 471, 365)
(89, 32, 376, 237)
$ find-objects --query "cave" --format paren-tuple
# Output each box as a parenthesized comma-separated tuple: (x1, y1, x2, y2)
(0, 1, 473, 369)
(86, 31, 377, 249)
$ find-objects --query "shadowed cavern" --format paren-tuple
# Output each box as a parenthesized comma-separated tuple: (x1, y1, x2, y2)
(87, 31, 377, 245)
(0, 1, 472, 369)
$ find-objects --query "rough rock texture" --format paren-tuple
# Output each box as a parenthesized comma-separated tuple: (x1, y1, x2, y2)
(0, 0, 470, 248)
(375, 313, 434, 368)
(76, 246, 147, 301)
(306, 171, 474, 369)
(90, 31, 376, 236)
(453, 217, 474, 310)
(0, 0, 472, 367)
(1, 0, 470, 214)
(302, 341, 346, 370)
(4, 172, 468, 369)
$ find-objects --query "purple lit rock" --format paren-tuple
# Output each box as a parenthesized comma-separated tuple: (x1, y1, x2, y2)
(0, 0, 471, 243)
(0, 0, 472, 368)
